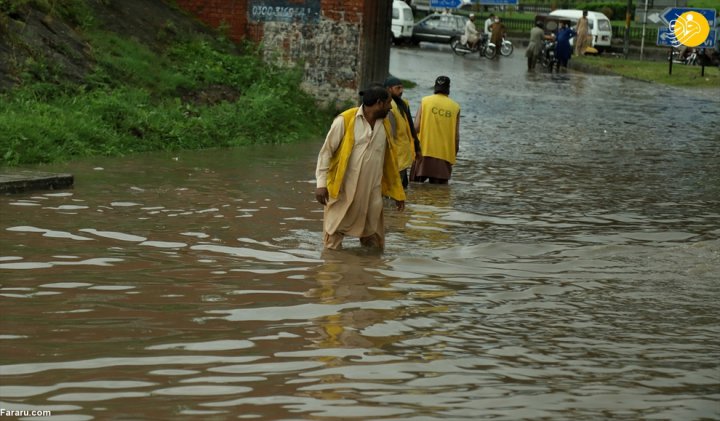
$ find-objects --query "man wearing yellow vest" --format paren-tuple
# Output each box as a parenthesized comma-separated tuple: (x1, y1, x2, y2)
(384, 76, 422, 189)
(412, 75, 461, 184)
(314, 85, 406, 250)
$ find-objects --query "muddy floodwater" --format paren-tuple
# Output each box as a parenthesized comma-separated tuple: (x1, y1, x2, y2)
(1, 47, 719, 420)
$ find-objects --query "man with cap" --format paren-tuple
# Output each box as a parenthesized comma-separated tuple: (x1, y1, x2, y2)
(315, 84, 406, 250)
(411, 76, 460, 185)
(465, 14, 480, 50)
(384, 75, 422, 189)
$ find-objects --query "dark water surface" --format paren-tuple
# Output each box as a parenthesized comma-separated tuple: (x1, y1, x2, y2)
(1, 47, 719, 420)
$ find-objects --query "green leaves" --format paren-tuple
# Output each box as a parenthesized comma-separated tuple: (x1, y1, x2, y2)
(1, 34, 330, 167)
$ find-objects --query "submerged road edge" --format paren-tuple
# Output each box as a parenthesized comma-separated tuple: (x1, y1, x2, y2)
(0, 171, 74, 194)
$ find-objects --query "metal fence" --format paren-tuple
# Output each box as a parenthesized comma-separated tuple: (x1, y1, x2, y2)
(612, 25, 659, 41)
(499, 17, 660, 42)
(499, 17, 536, 33)
(516, 4, 553, 13)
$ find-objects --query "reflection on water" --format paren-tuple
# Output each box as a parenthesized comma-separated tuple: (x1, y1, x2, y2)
(1, 48, 719, 419)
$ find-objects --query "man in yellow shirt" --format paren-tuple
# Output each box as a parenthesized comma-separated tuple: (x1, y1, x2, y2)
(412, 76, 460, 184)
(315, 85, 406, 250)
(384, 76, 422, 189)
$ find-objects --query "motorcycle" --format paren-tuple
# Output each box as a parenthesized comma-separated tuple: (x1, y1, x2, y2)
(450, 34, 497, 59)
(668, 47, 685, 64)
(538, 39, 558, 71)
(668, 47, 707, 66)
(500, 37, 513, 56)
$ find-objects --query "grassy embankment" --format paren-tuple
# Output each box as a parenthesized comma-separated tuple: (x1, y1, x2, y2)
(574, 55, 720, 87)
(0, 1, 335, 167)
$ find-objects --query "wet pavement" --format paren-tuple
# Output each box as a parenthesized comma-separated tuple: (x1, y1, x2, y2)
(0, 45, 719, 420)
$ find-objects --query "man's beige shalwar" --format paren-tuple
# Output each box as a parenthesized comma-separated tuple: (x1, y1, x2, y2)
(316, 107, 389, 248)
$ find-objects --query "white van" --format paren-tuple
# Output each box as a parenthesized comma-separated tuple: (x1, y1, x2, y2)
(549, 9, 613, 52)
(392, 1, 414, 43)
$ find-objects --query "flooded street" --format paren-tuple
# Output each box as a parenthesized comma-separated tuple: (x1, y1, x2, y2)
(1, 46, 719, 420)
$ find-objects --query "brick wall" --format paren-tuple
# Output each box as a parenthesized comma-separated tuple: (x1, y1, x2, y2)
(174, 0, 248, 42)
(173, 0, 391, 106)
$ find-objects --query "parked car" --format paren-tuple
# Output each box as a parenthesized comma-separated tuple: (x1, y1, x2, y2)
(392, 0, 414, 44)
(411, 14, 470, 45)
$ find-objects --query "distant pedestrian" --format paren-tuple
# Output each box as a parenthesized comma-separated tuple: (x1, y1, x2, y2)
(484, 13, 495, 37)
(575, 10, 590, 56)
(315, 84, 405, 250)
(555, 21, 576, 69)
(490, 16, 506, 57)
(411, 76, 460, 185)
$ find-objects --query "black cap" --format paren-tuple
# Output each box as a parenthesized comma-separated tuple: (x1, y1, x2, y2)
(434, 75, 450, 94)
(384, 76, 402, 87)
(434, 75, 450, 87)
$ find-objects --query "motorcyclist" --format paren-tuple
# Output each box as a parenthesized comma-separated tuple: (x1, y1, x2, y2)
(464, 14, 480, 50)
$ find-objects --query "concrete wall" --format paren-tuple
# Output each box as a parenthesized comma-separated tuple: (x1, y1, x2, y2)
(174, 0, 392, 107)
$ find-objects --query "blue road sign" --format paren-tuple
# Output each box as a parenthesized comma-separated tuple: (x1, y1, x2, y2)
(660, 7, 716, 27)
(437, 0, 519, 5)
(431, 0, 462, 8)
(657, 27, 717, 48)
(479, 0, 519, 4)
(704, 29, 718, 48)
(657, 27, 675, 47)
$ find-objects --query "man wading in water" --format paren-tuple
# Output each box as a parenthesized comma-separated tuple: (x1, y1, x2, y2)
(315, 84, 406, 250)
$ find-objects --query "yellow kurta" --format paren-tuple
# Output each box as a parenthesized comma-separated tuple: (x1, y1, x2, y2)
(575, 17, 590, 55)
(316, 107, 403, 238)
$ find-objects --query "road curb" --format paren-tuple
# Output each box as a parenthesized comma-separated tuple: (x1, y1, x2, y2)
(0, 171, 74, 194)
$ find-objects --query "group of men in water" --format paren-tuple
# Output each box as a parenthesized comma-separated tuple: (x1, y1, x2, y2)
(314, 76, 460, 250)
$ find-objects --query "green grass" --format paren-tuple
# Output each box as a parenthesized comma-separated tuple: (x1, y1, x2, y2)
(0, 28, 335, 167)
(575, 55, 720, 87)
(687, 0, 719, 9)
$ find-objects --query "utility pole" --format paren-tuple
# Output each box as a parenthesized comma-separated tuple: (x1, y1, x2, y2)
(623, 0, 632, 58)
(640, 0, 649, 59)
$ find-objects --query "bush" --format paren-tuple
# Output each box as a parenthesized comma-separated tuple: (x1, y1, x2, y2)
(0, 33, 333, 166)
(576, 2, 633, 20)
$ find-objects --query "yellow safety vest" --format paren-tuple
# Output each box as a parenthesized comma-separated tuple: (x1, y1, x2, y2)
(389, 99, 416, 171)
(418, 94, 460, 164)
(326, 108, 406, 202)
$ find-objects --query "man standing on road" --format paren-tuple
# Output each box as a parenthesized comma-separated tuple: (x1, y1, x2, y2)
(384, 76, 422, 189)
(575, 10, 590, 56)
(315, 84, 406, 250)
(411, 76, 460, 185)
(555, 21, 576, 70)
(484, 13, 495, 37)
(490, 16, 506, 58)
(526, 21, 553, 70)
